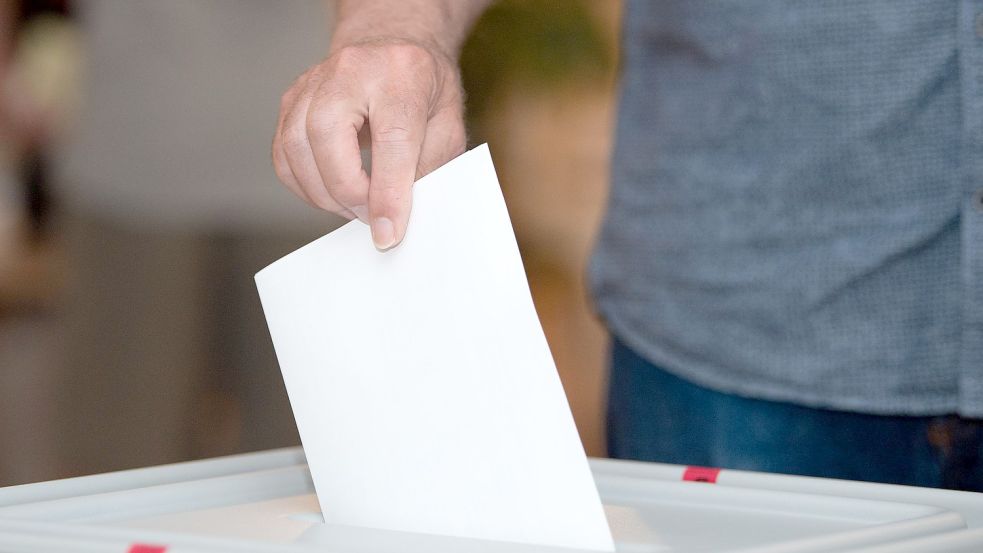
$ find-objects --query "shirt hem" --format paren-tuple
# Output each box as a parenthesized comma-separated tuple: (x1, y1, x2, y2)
(599, 298, 964, 417)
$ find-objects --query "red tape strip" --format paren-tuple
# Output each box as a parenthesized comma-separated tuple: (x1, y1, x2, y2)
(127, 544, 167, 553)
(682, 466, 721, 483)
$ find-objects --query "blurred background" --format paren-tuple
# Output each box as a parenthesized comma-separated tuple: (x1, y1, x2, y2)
(0, 0, 621, 486)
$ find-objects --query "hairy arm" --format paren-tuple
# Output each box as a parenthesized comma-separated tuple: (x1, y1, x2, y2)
(273, 0, 492, 249)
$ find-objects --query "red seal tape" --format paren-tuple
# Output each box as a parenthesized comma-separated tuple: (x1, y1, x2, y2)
(682, 466, 720, 483)
(127, 544, 167, 553)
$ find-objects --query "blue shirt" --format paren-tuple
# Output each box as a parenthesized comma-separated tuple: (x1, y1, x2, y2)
(591, 0, 983, 415)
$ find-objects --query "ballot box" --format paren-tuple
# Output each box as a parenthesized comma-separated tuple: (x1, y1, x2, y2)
(0, 448, 982, 552)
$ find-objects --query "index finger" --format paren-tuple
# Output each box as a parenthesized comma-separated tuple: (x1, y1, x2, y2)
(366, 92, 428, 250)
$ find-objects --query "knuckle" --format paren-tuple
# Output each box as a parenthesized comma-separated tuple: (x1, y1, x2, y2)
(305, 111, 341, 143)
(332, 45, 365, 70)
(385, 42, 432, 69)
(305, 99, 351, 140)
(281, 128, 309, 157)
(373, 97, 427, 138)
(374, 124, 413, 145)
(377, 78, 429, 114)
(312, 85, 351, 107)
(326, 176, 363, 201)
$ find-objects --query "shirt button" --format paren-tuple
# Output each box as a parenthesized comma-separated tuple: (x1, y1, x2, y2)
(974, 188, 983, 213)
(977, 12, 983, 39)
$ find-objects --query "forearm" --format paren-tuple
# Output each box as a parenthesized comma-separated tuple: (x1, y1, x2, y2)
(331, 0, 492, 60)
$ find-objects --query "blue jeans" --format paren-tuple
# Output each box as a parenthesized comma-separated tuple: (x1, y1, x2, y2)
(606, 338, 983, 491)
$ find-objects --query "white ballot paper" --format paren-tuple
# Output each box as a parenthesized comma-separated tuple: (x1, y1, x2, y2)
(255, 144, 614, 552)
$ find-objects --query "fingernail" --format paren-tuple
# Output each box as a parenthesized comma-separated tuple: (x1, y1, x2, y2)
(371, 217, 396, 250)
(351, 205, 369, 223)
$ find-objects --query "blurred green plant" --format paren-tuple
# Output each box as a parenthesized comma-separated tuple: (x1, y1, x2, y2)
(460, 0, 615, 130)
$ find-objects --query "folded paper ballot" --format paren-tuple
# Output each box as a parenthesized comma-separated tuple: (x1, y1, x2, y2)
(255, 145, 614, 551)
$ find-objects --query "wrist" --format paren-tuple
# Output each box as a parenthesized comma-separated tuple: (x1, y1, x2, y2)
(329, 25, 459, 63)
(329, 33, 455, 65)
(330, 1, 488, 63)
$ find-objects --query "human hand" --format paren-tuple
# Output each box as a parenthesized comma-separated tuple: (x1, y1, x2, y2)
(273, 38, 467, 250)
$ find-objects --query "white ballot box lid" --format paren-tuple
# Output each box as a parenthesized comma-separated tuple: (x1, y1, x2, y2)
(0, 448, 982, 552)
